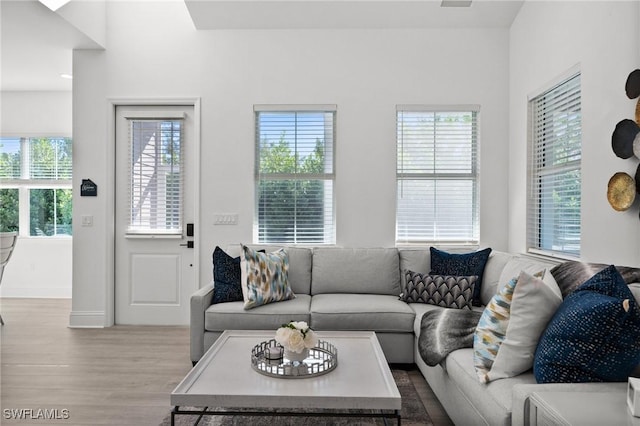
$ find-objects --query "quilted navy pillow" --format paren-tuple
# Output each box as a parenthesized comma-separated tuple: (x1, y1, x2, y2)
(211, 246, 244, 304)
(534, 265, 640, 383)
(429, 247, 492, 306)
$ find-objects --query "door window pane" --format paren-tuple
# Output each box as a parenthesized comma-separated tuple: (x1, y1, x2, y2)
(128, 119, 183, 234)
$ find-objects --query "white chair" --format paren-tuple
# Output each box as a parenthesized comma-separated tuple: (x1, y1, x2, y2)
(0, 232, 18, 326)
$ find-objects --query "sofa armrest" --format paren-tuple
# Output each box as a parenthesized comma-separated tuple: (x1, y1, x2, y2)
(190, 282, 215, 364)
(511, 382, 627, 426)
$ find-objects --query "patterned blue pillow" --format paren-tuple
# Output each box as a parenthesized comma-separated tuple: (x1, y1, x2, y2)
(241, 245, 295, 310)
(429, 247, 492, 306)
(211, 246, 244, 304)
(534, 265, 640, 383)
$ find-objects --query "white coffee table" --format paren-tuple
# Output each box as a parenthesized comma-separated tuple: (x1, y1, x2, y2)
(171, 330, 402, 425)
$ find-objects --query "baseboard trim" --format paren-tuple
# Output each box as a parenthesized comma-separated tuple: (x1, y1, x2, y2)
(68, 311, 105, 328)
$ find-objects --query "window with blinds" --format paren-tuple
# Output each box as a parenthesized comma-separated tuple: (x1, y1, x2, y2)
(29, 138, 72, 180)
(128, 119, 183, 235)
(527, 73, 581, 257)
(0, 137, 73, 236)
(396, 107, 479, 244)
(254, 106, 335, 244)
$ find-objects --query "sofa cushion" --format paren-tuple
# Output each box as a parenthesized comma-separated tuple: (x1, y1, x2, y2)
(497, 256, 557, 293)
(399, 249, 431, 292)
(205, 294, 311, 332)
(429, 247, 492, 306)
(446, 348, 537, 425)
(534, 265, 640, 383)
(311, 248, 401, 295)
(401, 271, 476, 310)
(240, 246, 295, 310)
(310, 293, 414, 332)
(226, 244, 312, 294)
(480, 251, 515, 306)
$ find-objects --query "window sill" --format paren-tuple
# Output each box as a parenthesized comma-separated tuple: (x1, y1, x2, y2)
(525, 248, 579, 263)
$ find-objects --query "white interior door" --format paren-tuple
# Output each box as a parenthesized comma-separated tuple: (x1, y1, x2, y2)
(115, 105, 196, 325)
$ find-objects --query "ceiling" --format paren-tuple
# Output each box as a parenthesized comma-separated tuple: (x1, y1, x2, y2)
(0, 0, 524, 92)
(1, 0, 100, 91)
(185, 0, 525, 30)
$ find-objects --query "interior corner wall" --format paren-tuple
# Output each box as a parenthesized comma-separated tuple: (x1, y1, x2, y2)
(508, 0, 640, 264)
(0, 91, 72, 298)
(71, 1, 511, 324)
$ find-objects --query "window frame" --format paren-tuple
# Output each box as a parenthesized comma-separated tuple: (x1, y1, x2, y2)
(0, 136, 73, 238)
(253, 105, 337, 245)
(527, 70, 582, 259)
(395, 105, 480, 245)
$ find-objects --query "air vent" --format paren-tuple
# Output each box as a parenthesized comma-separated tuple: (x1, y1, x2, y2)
(441, 0, 472, 7)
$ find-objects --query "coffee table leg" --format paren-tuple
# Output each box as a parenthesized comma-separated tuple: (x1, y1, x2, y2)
(170, 406, 177, 426)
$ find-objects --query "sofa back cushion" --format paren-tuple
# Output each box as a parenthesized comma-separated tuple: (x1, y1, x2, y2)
(311, 248, 401, 295)
(399, 249, 431, 289)
(225, 244, 312, 294)
(480, 251, 516, 306)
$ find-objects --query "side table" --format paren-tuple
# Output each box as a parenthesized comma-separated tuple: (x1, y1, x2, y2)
(528, 391, 640, 426)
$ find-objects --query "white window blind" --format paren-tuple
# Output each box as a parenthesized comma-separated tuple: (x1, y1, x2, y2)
(0, 138, 22, 179)
(0, 137, 73, 236)
(396, 107, 479, 244)
(128, 119, 183, 235)
(28, 138, 72, 180)
(0, 137, 72, 180)
(255, 106, 335, 244)
(528, 73, 582, 257)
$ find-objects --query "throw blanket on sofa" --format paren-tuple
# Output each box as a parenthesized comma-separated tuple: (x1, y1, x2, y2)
(418, 308, 483, 366)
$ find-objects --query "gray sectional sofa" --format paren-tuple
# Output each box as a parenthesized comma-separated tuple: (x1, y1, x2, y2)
(190, 245, 640, 426)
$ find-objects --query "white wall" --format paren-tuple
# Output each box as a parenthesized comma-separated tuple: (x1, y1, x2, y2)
(509, 1, 640, 265)
(71, 1, 511, 325)
(0, 91, 73, 298)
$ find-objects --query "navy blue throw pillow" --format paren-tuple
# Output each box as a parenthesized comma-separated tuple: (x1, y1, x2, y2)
(534, 265, 640, 383)
(429, 247, 492, 306)
(211, 246, 244, 304)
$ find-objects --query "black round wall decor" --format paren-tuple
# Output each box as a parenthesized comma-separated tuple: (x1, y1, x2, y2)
(612, 119, 640, 159)
(626, 69, 640, 99)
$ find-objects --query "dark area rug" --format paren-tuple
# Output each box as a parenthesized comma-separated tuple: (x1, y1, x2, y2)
(160, 368, 433, 425)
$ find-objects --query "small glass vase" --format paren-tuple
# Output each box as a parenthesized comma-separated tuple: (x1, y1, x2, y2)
(284, 347, 309, 363)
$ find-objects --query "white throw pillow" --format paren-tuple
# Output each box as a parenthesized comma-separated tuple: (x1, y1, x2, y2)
(487, 270, 562, 381)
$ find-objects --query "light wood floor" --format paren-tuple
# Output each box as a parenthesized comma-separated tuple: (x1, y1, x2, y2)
(0, 298, 453, 426)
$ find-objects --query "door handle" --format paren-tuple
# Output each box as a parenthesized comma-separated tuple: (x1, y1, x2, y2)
(180, 241, 194, 248)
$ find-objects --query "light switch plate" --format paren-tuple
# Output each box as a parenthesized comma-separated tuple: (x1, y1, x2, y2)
(214, 214, 238, 225)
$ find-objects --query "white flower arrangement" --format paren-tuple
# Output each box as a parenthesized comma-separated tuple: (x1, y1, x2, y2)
(275, 321, 318, 354)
